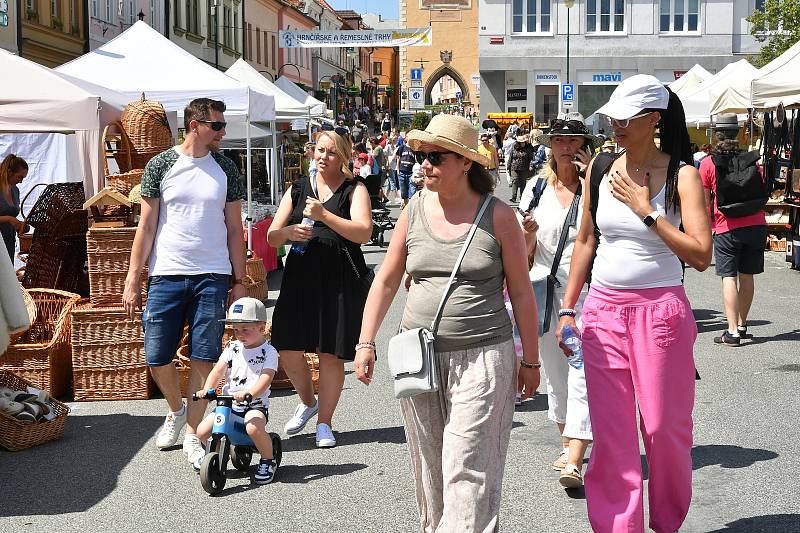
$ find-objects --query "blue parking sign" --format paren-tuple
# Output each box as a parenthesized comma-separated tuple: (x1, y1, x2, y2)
(561, 83, 575, 102)
(410, 68, 422, 82)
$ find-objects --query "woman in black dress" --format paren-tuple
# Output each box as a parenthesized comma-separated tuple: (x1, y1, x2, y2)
(0, 155, 28, 262)
(267, 130, 372, 448)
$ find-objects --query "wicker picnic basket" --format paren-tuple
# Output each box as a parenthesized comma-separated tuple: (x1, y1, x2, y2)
(70, 304, 152, 401)
(21, 235, 88, 295)
(243, 256, 268, 301)
(9, 287, 38, 344)
(22, 182, 88, 240)
(120, 94, 173, 169)
(86, 227, 147, 307)
(0, 370, 70, 452)
(0, 289, 81, 397)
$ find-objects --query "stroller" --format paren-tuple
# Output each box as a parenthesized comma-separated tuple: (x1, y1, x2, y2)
(363, 174, 395, 247)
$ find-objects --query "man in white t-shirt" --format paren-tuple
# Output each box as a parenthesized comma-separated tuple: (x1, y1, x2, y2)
(123, 98, 247, 468)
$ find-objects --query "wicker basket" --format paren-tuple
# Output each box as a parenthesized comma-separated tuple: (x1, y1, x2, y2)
(106, 168, 144, 198)
(272, 353, 320, 392)
(86, 227, 147, 307)
(243, 256, 268, 301)
(0, 289, 81, 397)
(0, 370, 70, 451)
(21, 235, 88, 295)
(9, 287, 38, 344)
(120, 94, 173, 169)
(70, 305, 151, 401)
(22, 182, 88, 240)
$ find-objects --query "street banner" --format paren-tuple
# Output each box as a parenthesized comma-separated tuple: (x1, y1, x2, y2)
(279, 28, 432, 48)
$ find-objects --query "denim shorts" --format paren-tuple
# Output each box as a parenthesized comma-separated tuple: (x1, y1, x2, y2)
(398, 171, 416, 199)
(143, 273, 230, 367)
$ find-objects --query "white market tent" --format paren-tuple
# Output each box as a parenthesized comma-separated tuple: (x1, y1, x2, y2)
(56, 21, 278, 245)
(275, 76, 327, 117)
(669, 64, 712, 96)
(751, 40, 800, 110)
(0, 49, 129, 199)
(680, 59, 758, 126)
(226, 59, 310, 120)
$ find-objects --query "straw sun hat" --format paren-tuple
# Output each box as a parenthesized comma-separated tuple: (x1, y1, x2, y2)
(405, 114, 490, 168)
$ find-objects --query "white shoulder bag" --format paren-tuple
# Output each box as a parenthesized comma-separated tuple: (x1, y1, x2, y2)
(386, 195, 493, 399)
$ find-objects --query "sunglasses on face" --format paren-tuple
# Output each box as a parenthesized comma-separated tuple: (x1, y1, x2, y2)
(197, 119, 227, 131)
(611, 112, 654, 129)
(550, 119, 587, 132)
(414, 150, 456, 166)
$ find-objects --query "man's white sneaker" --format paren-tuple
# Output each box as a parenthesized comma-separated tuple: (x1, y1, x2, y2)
(183, 434, 205, 466)
(155, 409, 186, 449)
(284, 401, 319, 435)
(316, 423, 336, 448)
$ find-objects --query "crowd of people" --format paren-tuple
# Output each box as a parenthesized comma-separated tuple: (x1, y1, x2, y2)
(104, 73, 775, 531)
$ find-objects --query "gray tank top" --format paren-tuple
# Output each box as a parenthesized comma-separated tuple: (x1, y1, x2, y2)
(401, 192, 512, 352)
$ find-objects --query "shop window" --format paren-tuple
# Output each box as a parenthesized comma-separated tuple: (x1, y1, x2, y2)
(512, 0, 551, 33)
(660, 0, 699, 33)
(535, 85, 559, 123)
(587, 0, 624, 33)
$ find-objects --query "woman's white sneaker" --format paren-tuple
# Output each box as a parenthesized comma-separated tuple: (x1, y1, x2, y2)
(155, 410, 186, 449)
(315, 423, 336, 448)
(284, 401, 319, 435)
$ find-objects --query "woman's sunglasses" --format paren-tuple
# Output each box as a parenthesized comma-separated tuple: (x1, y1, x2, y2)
(197, 119, 227, 131)
(610, 112, 654, 129)
(321, 124, 350, 136)
(550, 119, 587, 132)
(414, 150, 456, 166)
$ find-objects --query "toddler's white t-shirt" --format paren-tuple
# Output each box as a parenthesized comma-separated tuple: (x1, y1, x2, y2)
(219, 340, 279, 409)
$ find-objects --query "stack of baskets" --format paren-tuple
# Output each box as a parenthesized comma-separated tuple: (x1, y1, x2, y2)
(0, 289, 81, 397)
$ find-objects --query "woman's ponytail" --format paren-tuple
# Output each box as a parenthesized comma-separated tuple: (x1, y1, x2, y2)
(657, 88, 692, 212)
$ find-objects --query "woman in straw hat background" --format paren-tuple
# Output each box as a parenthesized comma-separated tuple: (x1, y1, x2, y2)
(354, 114, 540, 532)
(556, 75, 711, 532)
(517, 113, 598, 491)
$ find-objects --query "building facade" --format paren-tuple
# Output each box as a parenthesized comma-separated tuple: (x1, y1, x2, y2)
(19, 0, 88, 66)
(399, 0, 480, 113)
(363, 13, 400, 116)
(168, 0, 243, 69)
(276, 1, 314, 86)
(1, 0, 18, 54)
(88, 0, 165, 50)
(243, 0, 281, 80)
(304, 0, 348, 110)
(479, 0, 764, 125)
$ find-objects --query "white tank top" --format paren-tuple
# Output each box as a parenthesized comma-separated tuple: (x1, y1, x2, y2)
(591, 172, 683, 289)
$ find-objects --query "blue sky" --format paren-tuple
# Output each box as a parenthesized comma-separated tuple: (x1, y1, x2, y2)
(324, 0, 399, 20)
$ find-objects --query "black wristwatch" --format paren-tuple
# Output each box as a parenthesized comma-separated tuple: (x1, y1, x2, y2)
(643, 211, 661, 228)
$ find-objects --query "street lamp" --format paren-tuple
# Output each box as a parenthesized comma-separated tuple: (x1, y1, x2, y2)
(565, 0, 574, 85)
(277, 63, 302, 82)
(258, 70, 275, 82)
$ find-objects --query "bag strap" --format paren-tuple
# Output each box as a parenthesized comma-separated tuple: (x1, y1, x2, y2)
(589, 151, 619, 237)
(524, 177, 547, 213)
(430, 195, 493, 334)
(549, 184, 583, 285)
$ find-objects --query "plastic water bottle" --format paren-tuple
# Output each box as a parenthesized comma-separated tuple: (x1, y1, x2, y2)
(562, 325, 584, 370)
(290, 217, 314, 254)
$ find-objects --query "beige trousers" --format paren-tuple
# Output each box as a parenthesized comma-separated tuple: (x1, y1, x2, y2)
(399, 339, 517, 533)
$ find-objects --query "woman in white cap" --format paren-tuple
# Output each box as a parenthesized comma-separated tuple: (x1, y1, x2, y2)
(354, 114, 540, 532)
(517, 113, 597, 490)
(556, 75, 712, 532)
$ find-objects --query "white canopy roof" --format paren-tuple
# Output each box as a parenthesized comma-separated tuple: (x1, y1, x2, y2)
(225, 59, 310, 120)
(668, 64, 712, 96)
(274, 76, 327, 117)
(56, 21, 275, 124)
(680, 59, 758, 126)
(751, 40, 800, 110)
(0, 49, 131, 197)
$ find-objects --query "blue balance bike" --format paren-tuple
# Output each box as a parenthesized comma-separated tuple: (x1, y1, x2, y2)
(192, 390, 282, 495)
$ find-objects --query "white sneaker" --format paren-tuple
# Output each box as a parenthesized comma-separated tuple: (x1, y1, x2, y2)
(316, 423, 336, 448)
(183, 434, 205, 466)
(284, 400, 319, 435)
(155, 409, 186, 449)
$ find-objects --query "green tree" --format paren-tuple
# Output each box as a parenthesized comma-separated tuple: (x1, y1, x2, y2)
(410, 112, 432, 131)
(747, 0, 800, 66)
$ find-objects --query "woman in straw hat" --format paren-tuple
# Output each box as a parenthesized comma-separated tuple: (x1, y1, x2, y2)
(517, 113, 598, 491)
(267, 129, 372, 449)
(355, 114, 540, 532)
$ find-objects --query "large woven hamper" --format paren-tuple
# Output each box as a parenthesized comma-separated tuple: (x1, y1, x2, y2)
(0, 289, 81, 397)
(120, 94, 173, 169)
(0, 370, 70, 451)
(70, 305, 152, 401)
(86, 227, 147, 307)
(243, 256, 268, 301)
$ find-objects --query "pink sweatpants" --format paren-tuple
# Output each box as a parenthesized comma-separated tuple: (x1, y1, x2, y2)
(581, 285, 697, 533)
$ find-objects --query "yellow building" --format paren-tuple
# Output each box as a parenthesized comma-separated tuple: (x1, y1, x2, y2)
(20, 0, 87, 66)
(372, 46, 399, 113)
(399, 0, 479, 113)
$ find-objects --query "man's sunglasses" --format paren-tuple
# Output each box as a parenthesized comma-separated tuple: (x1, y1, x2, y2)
(610, 111, 654, 129)
(197, 119, 227, 131)
(414, 150, 456, 166)
(550, 119, 587, 132)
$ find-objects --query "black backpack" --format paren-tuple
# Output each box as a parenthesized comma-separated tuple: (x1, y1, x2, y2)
(711, 151, 768, 217)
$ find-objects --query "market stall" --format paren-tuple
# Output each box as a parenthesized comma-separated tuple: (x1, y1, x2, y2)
(680, 59, 756, 128)
(668, 64, 712, 97)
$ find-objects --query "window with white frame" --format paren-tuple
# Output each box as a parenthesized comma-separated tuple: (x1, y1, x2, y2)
(511, 0, 551, 33)
(660, 0, 699, 32)
(587, 0, 624, 33)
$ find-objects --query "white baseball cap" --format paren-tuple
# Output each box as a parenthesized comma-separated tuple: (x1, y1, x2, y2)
(221, 297, 268, 324)
(593, 74, 670, 120)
